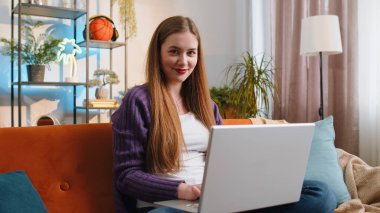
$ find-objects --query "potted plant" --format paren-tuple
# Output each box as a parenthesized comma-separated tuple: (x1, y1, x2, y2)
(88, 69, 120, 99)
(210, 86, 237, 118)
(0, 18, 62, 82)
(225, 51, 277, 118)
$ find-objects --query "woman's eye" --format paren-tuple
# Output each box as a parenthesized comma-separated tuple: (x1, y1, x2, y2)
(169, 49, 179, 54)
(187, 51, 197, 56)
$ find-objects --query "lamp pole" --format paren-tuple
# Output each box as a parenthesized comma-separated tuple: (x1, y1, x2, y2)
(319, 52, 324, 120)
(300, 15, 342, 120)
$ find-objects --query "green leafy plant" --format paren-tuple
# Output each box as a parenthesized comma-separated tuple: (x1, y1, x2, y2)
(225, 51, 277, 118)
(210, 86, 236, 118)
(0, 18, 62, 70)
(118, 90, 126, 97)
(88, 69, 120, 87)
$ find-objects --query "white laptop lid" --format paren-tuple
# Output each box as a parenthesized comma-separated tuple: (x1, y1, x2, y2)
(199, 123, 315, 213)
(156, 123, 315, 213)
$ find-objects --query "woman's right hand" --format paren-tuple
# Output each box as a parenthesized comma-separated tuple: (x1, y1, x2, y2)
(177, 183, 202, 200)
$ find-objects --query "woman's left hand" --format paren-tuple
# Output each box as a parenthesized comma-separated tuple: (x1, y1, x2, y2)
(177, 183, 202, 200)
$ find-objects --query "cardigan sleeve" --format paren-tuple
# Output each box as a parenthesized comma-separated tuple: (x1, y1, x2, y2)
(111, 86, 184, 203)
(212, 100, 223, 125)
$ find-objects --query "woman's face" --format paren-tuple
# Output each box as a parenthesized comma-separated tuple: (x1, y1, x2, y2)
(160, 31, 198, 85)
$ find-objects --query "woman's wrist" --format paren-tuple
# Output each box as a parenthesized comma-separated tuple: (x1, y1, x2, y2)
(177, 183, 188, 199)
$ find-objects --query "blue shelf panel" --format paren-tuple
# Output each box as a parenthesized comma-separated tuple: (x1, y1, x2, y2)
(13, 3, 86, 19)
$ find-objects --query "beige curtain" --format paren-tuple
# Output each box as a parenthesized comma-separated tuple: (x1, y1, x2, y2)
(272, 0, 358, 155)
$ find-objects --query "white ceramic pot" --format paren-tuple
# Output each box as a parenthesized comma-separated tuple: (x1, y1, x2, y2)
(95, 87, 109, 99)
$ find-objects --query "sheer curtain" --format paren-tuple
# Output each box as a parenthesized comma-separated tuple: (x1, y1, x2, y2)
(269, 0, 359, 155)
(358, 1, 380, 166)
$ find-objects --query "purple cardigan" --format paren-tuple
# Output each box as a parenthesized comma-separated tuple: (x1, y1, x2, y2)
(111, 85, 222, 212)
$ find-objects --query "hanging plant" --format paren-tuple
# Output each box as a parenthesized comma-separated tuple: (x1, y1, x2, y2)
(111, 0, 137, 39)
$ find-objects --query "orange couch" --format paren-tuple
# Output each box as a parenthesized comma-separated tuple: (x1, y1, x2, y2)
(0, 119, 253, 212)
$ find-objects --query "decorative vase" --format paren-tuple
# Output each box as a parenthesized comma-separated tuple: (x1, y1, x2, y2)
(95, 87, 109, 99)
(27, 65, 45, 82)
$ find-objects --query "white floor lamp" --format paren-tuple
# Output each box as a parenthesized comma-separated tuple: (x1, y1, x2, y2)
(300, 15, 343, 120)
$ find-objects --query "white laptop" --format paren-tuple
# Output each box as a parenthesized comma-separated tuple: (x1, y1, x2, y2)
(155, 123, 315, 213)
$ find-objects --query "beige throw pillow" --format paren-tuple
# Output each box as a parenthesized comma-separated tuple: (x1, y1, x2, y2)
(249, 117, 288, 125)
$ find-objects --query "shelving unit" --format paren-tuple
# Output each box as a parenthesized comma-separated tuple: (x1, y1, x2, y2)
(77, 40, 125, 49)
(12, 81, 86, 124)
(10, 0, 126, 127)
(76, 106, 118, 110)
(79, 0, 126, 122)
(13, 3, 86, 19)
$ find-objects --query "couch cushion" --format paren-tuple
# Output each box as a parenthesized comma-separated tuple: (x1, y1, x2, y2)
(0, 123, 114, 213)
(304, 116, 351, 205)
(0, 171, 47, 213)
(249, 117, 288, 124)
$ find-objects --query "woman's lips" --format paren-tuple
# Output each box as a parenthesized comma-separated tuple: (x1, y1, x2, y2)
(176, 69, 187, 75)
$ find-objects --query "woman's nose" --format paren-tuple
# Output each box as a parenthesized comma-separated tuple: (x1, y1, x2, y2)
(177, 54, 186, 64)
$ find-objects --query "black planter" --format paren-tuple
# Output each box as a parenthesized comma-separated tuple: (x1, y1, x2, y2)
(27, 64, 45, 82)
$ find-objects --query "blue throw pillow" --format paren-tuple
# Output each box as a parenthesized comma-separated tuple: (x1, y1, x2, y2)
(0, 171, 47, 213)
(304, 116, 351, 205)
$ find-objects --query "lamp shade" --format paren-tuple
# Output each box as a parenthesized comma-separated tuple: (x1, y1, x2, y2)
(300, 15, 342, 56)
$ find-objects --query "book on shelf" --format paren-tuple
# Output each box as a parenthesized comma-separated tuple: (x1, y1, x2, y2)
(83, 99, 119, 108)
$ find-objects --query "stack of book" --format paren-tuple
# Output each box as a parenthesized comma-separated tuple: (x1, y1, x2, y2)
(83, 99, 119, 108)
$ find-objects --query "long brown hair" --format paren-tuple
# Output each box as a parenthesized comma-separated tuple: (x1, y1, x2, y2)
(145, 16, 216, 174)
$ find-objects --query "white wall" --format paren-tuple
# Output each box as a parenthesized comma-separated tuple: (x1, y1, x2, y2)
(0, 0, 249, 127)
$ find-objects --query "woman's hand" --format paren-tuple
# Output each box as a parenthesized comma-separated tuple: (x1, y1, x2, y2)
(177, 183, 202, 200)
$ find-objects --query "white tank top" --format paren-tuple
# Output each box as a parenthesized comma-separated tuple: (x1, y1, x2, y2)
(156, 112, 209, 184)
(138, 112, 209, 208)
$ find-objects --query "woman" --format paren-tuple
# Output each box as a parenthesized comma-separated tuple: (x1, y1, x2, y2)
(112, 16, 336, 213)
